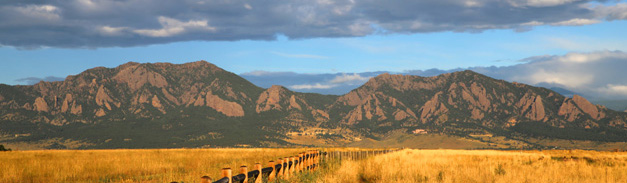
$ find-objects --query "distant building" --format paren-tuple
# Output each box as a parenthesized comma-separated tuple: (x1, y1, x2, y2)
(412, 129, 427, 134)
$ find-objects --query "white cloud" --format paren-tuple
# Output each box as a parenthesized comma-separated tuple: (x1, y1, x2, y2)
(240, 70, 295, 76)
(543, 36, 627, 52)
(271, 52, 330, 59)
(473, 50, 627, 99)
(15, 4, 61, 21)
(599, 84, 627, 96)
(98, 26, 128, 36)
(464, 0, 481, 7)
(529, 0, 576, 7)
(526, 70, 594, 88)
(330, 73, 371, 84)
(241, 71, 274, 76)
(133, 16, 216, 37)
(521, 21, 544, 26)
(595, 3, 627, 20)
(290, 83, 337, 89)
(557, 51, 627, 63)
(76, 0, 96, 8)
(550, 18, 600, 26)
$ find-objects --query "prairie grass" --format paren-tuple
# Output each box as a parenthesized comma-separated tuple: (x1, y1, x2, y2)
(4, 148, 625, 183)
(316, 149, 627, 183)
(0, 148, 308, 183)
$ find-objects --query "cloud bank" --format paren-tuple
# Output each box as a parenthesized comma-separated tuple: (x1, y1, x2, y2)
(241, 71, 383, 95)
(243, 51, 627, 99)
(1, 0, 626, 48)
(15, 76, 64, 85)
(469, 50, 627, 99)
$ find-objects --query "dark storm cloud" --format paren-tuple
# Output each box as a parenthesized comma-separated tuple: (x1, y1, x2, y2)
(0, 0, 624, 48)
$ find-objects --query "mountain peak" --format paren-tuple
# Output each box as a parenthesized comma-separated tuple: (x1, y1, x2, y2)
(118, 61, 141, 69)
(268, 85, 289, 91)
(256, 84, 305, 113)
(184, 60, 211, 66)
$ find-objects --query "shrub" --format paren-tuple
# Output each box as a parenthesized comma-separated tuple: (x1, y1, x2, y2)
(0, 144, 11, 151)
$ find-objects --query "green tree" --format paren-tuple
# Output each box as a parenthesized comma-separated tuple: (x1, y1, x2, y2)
(0, 144, 11, 151)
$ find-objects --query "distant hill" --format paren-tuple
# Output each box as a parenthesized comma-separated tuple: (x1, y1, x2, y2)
(1, 61, 626, 149)
(548, 87, 577, 98)
(592, 100, 627, 112)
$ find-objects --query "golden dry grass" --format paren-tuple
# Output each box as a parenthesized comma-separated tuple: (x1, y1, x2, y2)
(317, 149, 627, 183)
(4, 148, 626, 183)
(0, 148, 312, 183)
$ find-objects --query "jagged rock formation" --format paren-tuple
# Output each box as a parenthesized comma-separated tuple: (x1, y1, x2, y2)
(0, 61, 263, 124)
(328, 71, 626, 131)
(1, 61, 626, 148)
(256, 85, 304, 113)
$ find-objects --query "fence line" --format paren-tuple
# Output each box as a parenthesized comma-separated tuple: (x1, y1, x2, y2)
(172, 149, 401, 183)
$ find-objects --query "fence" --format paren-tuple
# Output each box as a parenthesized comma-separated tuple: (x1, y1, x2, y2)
(172, 149, 400, 183)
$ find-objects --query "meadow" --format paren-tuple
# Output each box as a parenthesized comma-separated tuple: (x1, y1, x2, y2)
(0, 148, 308, 183)
(317, 149, 627, 183)
(2, 148, 627, 183)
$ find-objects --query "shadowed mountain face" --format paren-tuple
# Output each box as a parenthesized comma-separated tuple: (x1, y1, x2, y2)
(1, 61, 626, 148)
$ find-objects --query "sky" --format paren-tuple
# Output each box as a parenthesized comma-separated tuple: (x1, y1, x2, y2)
(1, 0, 627, 99)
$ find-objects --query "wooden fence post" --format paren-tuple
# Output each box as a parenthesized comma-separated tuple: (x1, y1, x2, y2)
(316, 151, 320, 170)
(200, 175, 212, 183)
(298, 153, 305, 172)
(268, 161, 276, 182)
(221, 168, 232, 183)
(313, 151, 317, 169)
(305, 151, 309, 171)
(277, 158, 284, 179)
(254, 163, 262, 183)
(290, 156, 296, 175)
(284, 157, 290, 179)
(240, 166, 248, 183)
(307, 151, 313, 171)
(311, 151, 315, 171)
(313, 151, 320, 171)
(339, 151, 343, 161)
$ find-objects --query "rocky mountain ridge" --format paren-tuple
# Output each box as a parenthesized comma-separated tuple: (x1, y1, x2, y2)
(1, 61, 626, 148)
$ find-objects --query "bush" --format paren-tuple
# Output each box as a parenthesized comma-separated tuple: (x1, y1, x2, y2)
(0, 144, 11, 151)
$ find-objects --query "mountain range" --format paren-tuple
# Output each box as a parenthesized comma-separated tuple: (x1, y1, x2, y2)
(1, 61, 626, 149)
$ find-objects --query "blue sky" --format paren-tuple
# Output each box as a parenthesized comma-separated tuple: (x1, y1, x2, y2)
(1, 0, 627, 99)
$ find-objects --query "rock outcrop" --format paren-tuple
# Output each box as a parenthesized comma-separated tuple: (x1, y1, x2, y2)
(205, 91, 244, 117)
(572, 95, 604, 120)
(33, 97, 49, 112)
(255, 85, 308, 113)
(113, 63, 168, 91)
(558, 98, 583, 122)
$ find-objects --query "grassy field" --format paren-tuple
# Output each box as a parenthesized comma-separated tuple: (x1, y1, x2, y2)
(0, 148, 310, 183)
(317, 149, 627, 183)
(2, 148, 627, 183)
